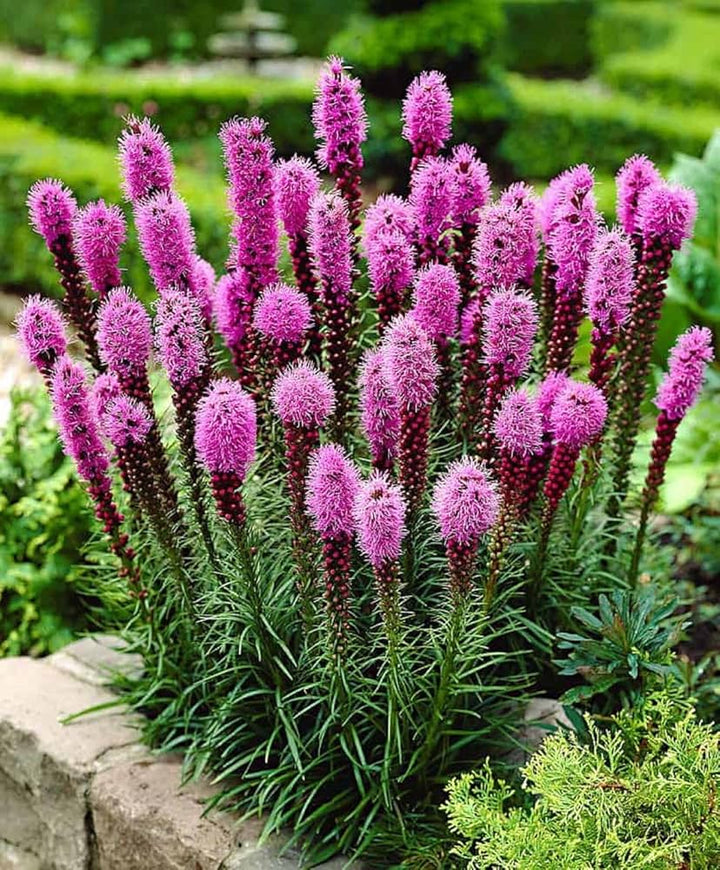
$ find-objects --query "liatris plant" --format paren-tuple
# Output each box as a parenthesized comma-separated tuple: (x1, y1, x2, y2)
(20, 61, 714, 867)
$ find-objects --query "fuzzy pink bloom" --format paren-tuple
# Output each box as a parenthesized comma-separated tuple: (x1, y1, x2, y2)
(90, 372, 121, 425)
(51, 356, 110, 482)
(214, 269, 254, 347)
(306, 444, 361, 538)
(482, 289, 538, 378)
(547, 164, 599, 298)
(402, 70, 452, 156)
(253, 283, 312, 345)
(433, 457, 500, 545)
(382, 314, 439, 410)
(536, 371, 570, 430)
(494, 388, 543, 458)
(312, 56, 367, 175)
(410, 157, 456, 246)
(27, 179, 77, 247)
(353, 472, 406, 567)
(473, 201, 539, 292)
(537, 171, 569, 242)
(271, 360, 336, 428)
(359, 348, 401, 467)
(550, 380, 608, 450)
(102, 395, 153, 448)
(219, 116, 279, 284)
(155, 289, 208, 389)
(194, 378, 257, 476)
(364, 194, 415, 249)
(655, 326, 714, 420)
(451, 144, 491, 226)
(500, 181, 536, 213)
(16, 295, 67, 373)
(460, 298, 481, 346)
(366, 229, 414, 297)
(616, 154, 661, 237)
(191, 256, 216, 323)
(72, 200, 126, 295)
(308, 191, 353, 300)
(118, 116, 174, 203)
(274, 156, 321, 237)
(411, 263, 460, 341)
(135, 190, 195, 292)
(97, 287, 152, 380)
(585, 228, 635, 332)
(637, 183, 697, 250)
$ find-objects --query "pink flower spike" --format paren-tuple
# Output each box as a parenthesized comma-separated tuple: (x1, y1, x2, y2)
(194, 378, 257, 477)
(308, 191, 353, 300)
(191, 256, 216, 324)
(382, 314, 439, 410)
(473, 200, 539, 292)
(460, 298, 482, 346)
(616, 154, 661, 237)
(16, 295, 67, 374)
(482, 288, 539, 379)
(451, 144, 491, 227)
(547, 164, 599, 298)
(537, 171, 569, 242)
(312, 56, 367, 176)
(27, 179, 77, 247)
(410, 157, 456, 248)
(638, 183, 697, 251)
(154, 289, 208, 389)
(135, 190, 196, 293)
(411, 263, 461, 341)
(364, 194, 415, 249)
(97, 287, 152, 380)
(73, 200, 126, 295)
(655, 326, 714, 420)
(432, 457, 500, 545)
(359, 348, 401, 469)
(271, 360, 335, 428)
(402, 70, 453, 158)
(353, 472, 407, 567)
(536, 371, 570, 430)
(306, 444, 361, 538)
(90, 372, 122, 426)
(366, 229, 414, 298)
(119, 116, 175, 203)
(102, 395, 153, 448)
(585, 227, 635, 332)
(550, 380, 608, 450)
(500, 181, 536, 213)
(214, 269, 254, 348)
(253, 283, 312, 345)
(494, 388, 543, 458)
(274, 156, 321, 237)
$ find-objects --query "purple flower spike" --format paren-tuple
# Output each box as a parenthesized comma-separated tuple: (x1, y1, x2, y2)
(191, 256, 216, 324)
(547, 164, 599, 298)
(382, 314, 439, 411)
(366, 229, 414, 329)
(308, 191, 353, 301)
(135, 190, 196, 293)
(638, 183, 697, 251)
(655, 326, 714, 420)
(402, 70, 453, 167)
(73, 200, 126, 296)
(119, 116, 175, 203)
(616, 154, 661, 237)
(473, 201, 539, 294)
(451, 144, 491, 227)
(359, 348, 401, 471)
(271, 360, 336, 428)
(410, 157, 456, 264)
(97, 287, 152, 382)
(253, 283, 312, 345)
(483, 288, 538, 379)
(102, 395, 153, 448)
(536, 371, 570, 431)
(411, 263, 460, 342)
(274, 156, 321, 237)
(214, 269, 254, 350)
(195, 378, 257, 477)
(354, 472, 407, 568)
(16, 295, 67, 376)
(27, 179, 77, 247)
(155, 289, 208, 389)
(307, 444, 361, 539)
(537, 171, 569, 242)
(364, 194, 415, 249)
(90, 372, 122, 425)
(585, 228, 635, 333)
(494, 388, 543, 458)
(433, 457, 499, 545)
(550, 381, 608, 450)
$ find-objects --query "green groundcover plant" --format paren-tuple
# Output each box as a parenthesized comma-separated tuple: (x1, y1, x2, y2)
(14, 57, 716, 864)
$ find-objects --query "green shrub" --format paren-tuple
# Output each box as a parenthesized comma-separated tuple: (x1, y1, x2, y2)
(443, 690, 720, 869)
(501, 0, 596, 77)
(0, 113, 228, 299)
(590, 1, 673, 65)
(500, 74, 719, 179)
(0, 387, 96, 657)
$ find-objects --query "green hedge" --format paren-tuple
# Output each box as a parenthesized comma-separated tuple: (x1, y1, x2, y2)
(0, 68, 314, 158)
(590, 1, 673, 65)
(0, 113, 228, 300)
(500, 74, 720, 179)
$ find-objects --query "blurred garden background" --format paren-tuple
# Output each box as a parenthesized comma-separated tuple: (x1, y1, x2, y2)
(1, 0, 719, 661)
